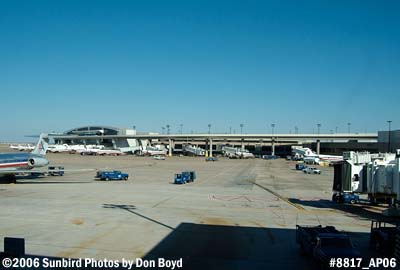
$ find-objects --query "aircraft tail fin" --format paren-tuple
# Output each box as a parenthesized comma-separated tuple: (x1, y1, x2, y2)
(31, 133, 49, 156)
(304, 148, 316, 156)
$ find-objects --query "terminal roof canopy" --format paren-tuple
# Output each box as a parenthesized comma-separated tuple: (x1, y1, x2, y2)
(64, 126, 121, 136)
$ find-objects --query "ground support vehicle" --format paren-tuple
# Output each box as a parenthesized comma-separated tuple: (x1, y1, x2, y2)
(96, 171, 129, 181)
(174, 171, 196, 184)
(369, 220, 398, 255)
(48, 166, 65, 176)
(332, 192, 360, 204)
(296, 225, 360, 267)
(303, 167, 321, 174)
(296, 163, 307, 170)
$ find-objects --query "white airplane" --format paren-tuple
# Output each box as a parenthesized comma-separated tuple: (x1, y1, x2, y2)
(141, 146, 167, 156)
(48, 144, 104, 153)
(222, 146, 255, 159)
(9, 144, 35, 151)
(47, 144, 70, 153)
(293, 147, 342, 164)
(69, 144, 104, 153)
(94, 149, 125, 156)
(1, 134, 50, 181)
(239, 151, 255, 159)
(1, 134, 96, 182)
(183, 144, 205, 156)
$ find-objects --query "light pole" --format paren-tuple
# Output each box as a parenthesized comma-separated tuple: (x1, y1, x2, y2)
(387, 120, 392, 152)
(335, 126, 338, 133)
(208, 124, 211, 134)
(317, 123, 321, 135)
(240, 124, 244, 134)
(180, 124, 183, 134)
(161, 126, 165, 134)
(347, 123, 351, 134)
(271, 123, 276, 156)
(295, 126, 298, 134)
(229, 126, 232, 134)
(166, 124, 170, 135)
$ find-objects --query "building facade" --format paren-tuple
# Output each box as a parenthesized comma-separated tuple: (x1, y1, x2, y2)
(53, 126, 142, 152)
(378, 129, 400, 152)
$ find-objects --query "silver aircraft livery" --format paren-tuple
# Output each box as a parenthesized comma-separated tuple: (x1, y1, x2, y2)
(0, 134, 49, 178)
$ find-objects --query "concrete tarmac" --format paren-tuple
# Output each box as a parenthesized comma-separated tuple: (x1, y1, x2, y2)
(0, 149, 385, 269)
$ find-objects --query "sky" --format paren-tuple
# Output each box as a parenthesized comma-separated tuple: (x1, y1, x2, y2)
(1, 0, 399, 141)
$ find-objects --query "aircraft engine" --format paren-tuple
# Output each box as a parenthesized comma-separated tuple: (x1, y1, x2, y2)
(28, 157, 49, 167)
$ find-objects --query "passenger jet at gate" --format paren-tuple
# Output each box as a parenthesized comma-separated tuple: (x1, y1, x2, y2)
(0, 134, 49, 179)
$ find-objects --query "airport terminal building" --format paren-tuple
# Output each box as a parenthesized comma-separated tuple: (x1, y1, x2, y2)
(53, 126, 142, 152)
(50, 125, 393, 156)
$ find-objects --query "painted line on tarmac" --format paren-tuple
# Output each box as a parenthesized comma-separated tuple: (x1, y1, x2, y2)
(251, 182, 305, 211)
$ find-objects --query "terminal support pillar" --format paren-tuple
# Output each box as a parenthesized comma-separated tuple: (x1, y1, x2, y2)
(168, 139, 173, 157)
(209, 138, 213, 157)
(271, 138, 275, 156)
(316, 140, 321, 155)
(112, 139, 117, 149)
(241, 139, 245, 151)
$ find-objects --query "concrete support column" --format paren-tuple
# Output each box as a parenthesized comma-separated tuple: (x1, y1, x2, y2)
(316, 140, 321, 155)
(241, 139, 245, 151)
(209, 138, 213, 157)
(111, 139, 117, 149)
(168, 139, 173, 157)
(271, 138, 275, 156)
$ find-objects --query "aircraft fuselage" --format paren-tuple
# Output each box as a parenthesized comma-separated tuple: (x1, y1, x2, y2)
(0, 152, 49, 173)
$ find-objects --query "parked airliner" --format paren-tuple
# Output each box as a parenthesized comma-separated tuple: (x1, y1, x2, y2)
(0, 134, 49, 181)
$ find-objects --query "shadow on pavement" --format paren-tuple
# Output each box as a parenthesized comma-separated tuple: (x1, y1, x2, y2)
(141, 223, 372, 270)
(289, 198, 400, 223)
(1, 220, 373, 270)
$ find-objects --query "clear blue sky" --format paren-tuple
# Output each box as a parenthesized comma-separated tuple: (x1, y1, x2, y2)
(1, 0, 399, 141)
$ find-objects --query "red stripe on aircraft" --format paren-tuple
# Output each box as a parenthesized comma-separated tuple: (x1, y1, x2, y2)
(0, 162, 29, 168)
